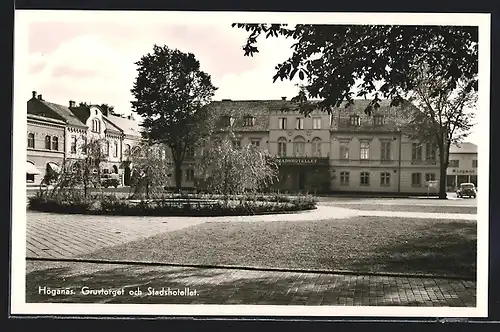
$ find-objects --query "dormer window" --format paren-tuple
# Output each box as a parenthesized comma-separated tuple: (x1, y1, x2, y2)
(222, 115, 234, 127)
(244, 115, 256, 127)
(373, 115, 384, 125)
(349, 115, 360, 126)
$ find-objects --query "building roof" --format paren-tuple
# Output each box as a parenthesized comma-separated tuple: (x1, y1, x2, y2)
(106, 114, 142, 137)
(33, 99, 87, 127)
(207, 100, 281, 132)
(102, 116, 124, 135)
(450, 142, 477, 154)
(207, 98, 417, 132)
(68, 106, 91, 124)
(329, 99, 418, 132)
(27, 113, 67, 125)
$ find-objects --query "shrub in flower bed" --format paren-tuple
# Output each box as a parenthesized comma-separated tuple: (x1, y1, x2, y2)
(27, 192, 317, 216)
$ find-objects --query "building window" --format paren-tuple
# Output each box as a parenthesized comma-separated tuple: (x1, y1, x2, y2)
(70, 135, 77, 154)
(186, 169, 195, 181)
(278, 117, 287, 129)
(186, 146, 195, 158)
(449, 160, 459, 167)
(360, 171, 370, 186)
(311, 137, 321, 157)
(105, 141, 110, 156)
(250, 139, 261, 147)
(232, 140, 241, 149)
(51, 136, 59, 151)
(360, 140, 370, 160)
(425, 173, 436, 183)
(45, 135, 51, 150)
(350, 115, 360, 126)
(412, 173, 422, 187)
(412, 143, 422, 161)
(27, 133, 35, 148)
(373, 115, 384, 125)
(295, 117, 304, 130)
(293, 136, 305, 156)
(222, 116, 233, 127)
(113, 142, 118, 157)
(313, 117, 321, 129)
(472, 159, 478, 168)
(277, 137, 287, 157)
(339, 141, 349, 160)
(244, 116, 256, 127)
(92, 119, 101, 133)
(340, 171, 350, 185)
(380, 172, 391, 186)
(126, 144, 131, 158)
(425, 143, 436, 160)
(381, 141, 391, 160)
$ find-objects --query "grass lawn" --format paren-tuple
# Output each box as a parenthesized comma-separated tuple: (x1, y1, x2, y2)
(327, 204, 477, 214)
(82, 216, 477, 278)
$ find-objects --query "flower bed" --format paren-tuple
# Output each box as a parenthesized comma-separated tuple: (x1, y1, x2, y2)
(27, 192, 317, 216)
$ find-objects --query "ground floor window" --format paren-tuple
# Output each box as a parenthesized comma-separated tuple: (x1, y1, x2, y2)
(425, 173, 436, 182)
(186, 169, 195, 181)
(360, 172, 370, 186)
(26, 173, 34, 182)
(411, 173, 422, 186)
(380, 172, 390, 186)
(340, 171, 349, 185)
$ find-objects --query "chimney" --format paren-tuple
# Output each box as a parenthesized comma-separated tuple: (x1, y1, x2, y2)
(32, 91, 37, 99)
(37, 94, 43, 100)
(69, 100, 75, 108)
(281, 96, 287, 100)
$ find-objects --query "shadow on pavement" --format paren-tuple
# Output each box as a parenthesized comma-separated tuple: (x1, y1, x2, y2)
(26, 261, 476, 307)
(324, 221, 477, 279)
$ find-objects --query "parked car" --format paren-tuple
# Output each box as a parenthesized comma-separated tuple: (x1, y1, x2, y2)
(456, 183, 477, 198)
(100, 174, 120, 188)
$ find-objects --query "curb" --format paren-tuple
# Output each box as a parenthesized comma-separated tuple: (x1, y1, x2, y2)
(26, 256, 476, 281)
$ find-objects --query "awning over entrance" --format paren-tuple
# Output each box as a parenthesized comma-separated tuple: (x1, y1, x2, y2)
(26, 162, 41, 175)
(47, 162, 61, 173)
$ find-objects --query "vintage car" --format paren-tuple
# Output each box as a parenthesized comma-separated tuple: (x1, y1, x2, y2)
(100, 173, 120, 188)
(456, 183, 477, 198)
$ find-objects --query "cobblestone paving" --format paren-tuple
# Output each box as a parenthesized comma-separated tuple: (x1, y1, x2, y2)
(24, 204, 478, 307)
(25, 261, 476, 306)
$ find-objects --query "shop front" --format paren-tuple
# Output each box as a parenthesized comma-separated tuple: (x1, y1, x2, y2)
(273, 157, 330, 193)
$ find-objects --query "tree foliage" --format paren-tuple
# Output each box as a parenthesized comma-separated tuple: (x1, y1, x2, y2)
(127, 143, 172, 199)
(197, 134, 278, 196)
(46, 136, 109, 199)
(131, 45, 218, 191)
(232, 24, 478, 115)
(402, 63, 477, 198)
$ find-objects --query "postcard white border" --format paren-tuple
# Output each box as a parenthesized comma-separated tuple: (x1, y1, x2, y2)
(11, 10, 490, 318)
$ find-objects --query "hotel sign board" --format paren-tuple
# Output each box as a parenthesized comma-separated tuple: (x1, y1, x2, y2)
(451, 169, 476, 175)
(277, 157, 329, 165)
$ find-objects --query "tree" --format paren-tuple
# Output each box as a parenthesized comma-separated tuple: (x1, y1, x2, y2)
(198, 133, 278, 197)
(131, 44, 218, 192)
(49, 136, 108, 199)
(232, 24, 478, 115)
(402, 63, 477, 199)
(127, 143, 172, 199)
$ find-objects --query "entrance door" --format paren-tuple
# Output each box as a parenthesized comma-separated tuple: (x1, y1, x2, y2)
(298, 171, 306, 191)
(124, 166, 131, 186)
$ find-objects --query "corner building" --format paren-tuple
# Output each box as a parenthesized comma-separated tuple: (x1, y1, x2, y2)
(203, 98, 441, 195)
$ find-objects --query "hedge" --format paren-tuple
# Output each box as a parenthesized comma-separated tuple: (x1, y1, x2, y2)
(27, 193, 317, 217)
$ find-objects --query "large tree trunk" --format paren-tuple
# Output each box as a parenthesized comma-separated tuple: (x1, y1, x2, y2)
(174, 164, 182, 193)
(438, 140, 450, 199)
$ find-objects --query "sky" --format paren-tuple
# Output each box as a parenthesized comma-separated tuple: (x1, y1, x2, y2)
(26, 13, 481, 146)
